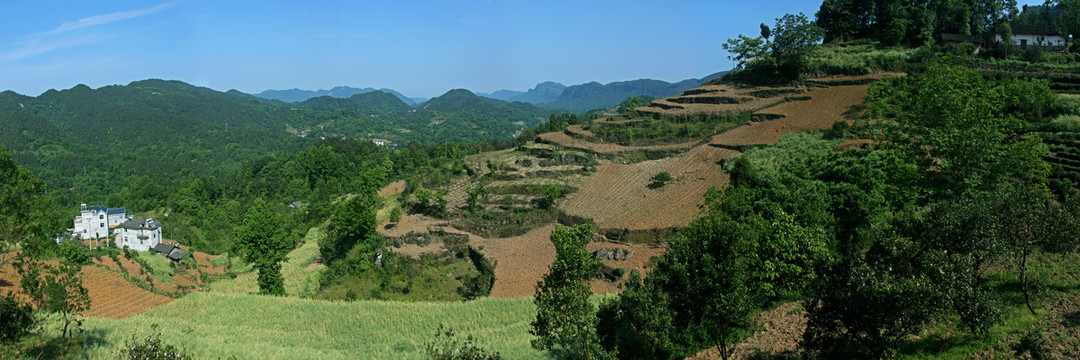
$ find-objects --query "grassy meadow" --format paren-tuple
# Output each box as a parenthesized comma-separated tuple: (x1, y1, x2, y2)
(71, 293, 545, 359)
(208, 226, 327, 297)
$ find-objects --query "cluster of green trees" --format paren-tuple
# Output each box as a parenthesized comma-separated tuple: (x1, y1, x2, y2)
(722, 13, 825, 81)
(529, 62, 1080, 359)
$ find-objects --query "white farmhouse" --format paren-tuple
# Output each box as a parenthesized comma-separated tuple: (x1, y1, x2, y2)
(997, 25, 1070, 51)
(72, 204, 127, 240)
(113, 218, 163, 252)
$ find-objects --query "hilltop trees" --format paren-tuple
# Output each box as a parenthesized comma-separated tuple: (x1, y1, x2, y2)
(233, 198, 293, 296)
(723, 13, 823, 81)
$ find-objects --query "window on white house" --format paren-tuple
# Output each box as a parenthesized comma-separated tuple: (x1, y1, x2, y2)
(99, 215, 104, 219)
(100, 223, 104, 228)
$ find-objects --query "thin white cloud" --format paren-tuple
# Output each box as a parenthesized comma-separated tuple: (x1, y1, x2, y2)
(1, 3, 179, 64)
(1, 34, 118, 63)
(40, 1, 179, 36)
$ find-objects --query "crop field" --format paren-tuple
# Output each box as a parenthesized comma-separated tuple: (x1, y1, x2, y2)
(637, 84, 805, 118)
(710, 84, 871, 147)
(1, 254, 174, 319)
(70, 292, 545, 359)
(561, 144, 739, 230)
(79, 265, 175, 319)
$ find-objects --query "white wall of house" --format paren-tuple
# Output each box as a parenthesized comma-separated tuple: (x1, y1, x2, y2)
(114, 226, 162, 252)
(72, 204, 126, 240)
(996, 34, 1068, 49)
(74, 208, 108, 240)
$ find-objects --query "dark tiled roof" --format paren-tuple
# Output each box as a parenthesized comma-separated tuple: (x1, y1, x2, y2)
(1011, 25, 1062, 36)
(168, 248, 187, 261)
(119, 218, 161, 231)
(107, 208, 126, 215)
(154, 243, 175, 254)
(84, 205, 107, 213)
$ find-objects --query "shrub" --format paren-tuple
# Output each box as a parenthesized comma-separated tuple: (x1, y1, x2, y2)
(651, 172, 673, 183)
(389, 206, 403, 223)
(425, 324, 501, 360)
(119, 332, 193, 360)
(1048, 115, 1080, 132)
(0, 293, 35, 343)
(59, 240, 90, 265)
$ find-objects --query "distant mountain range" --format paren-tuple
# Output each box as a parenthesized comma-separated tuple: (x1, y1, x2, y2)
(253, 71, 726, 113)
(478, 72, 727, 111)
(255, 86, 426, 105)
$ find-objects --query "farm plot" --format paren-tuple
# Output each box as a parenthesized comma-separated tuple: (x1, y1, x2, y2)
(637, 84, 804, 118)
(80, 265, 174, 319)
(560, 144, 739, 230)
(710, 84, 871, 147)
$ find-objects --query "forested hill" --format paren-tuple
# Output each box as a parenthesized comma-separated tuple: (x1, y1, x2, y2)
(478, 72, 727, 111)
(0, 79, 306, 207)
(0, 80, 558, 210)
(255, 86, 420, 105)
(294, 91, 413, 114)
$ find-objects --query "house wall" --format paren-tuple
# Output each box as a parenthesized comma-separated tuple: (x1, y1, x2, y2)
(996, 34, 1068, 49)
(107, 212, 126, 228)
(76, 209, 109, 240)
(114, 227, 162, 252)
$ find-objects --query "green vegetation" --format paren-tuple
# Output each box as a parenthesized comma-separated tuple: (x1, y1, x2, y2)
(14, 255, 90, 339)
(0, 294, 36, 344)
(75, 293, 544, 359)
(232, 198, 293, 295)
(531, 224, 608, 359)
(425, 324, 503, 360)
(118, 332, 193, 360)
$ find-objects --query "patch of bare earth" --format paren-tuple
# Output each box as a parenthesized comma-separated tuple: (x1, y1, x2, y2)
(561, 145, 738, 230)
(690, 302, 807, 360)
(378, 180, 406, 197)
(710, 84, 870, 147)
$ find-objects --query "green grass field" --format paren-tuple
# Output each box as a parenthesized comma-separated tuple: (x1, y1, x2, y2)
(208, 227, 327, 297)
(73, 293, 544, 359)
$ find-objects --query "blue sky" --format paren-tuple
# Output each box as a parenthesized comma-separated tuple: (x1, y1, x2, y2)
(0, 0, 1046, 98)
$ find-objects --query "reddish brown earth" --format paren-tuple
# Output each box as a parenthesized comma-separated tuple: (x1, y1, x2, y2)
(80, 265, 173, 319)
(561, 145, 739, 230)
(710, 84, 870, 147)
(378, 180, 406, 197)
(0, 253, 174, 319)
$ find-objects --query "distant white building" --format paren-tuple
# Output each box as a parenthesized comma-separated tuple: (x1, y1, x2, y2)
(113, 218, 163, 252)
(72, 204, 127, 240)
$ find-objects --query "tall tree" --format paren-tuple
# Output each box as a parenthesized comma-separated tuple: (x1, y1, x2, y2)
(0, 142, 48, 266)
(531, 224, 607, 359)
(233, 198, 293, 295)
(323, 188, 378, 263)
